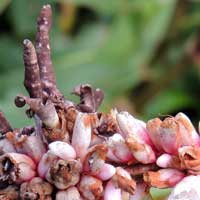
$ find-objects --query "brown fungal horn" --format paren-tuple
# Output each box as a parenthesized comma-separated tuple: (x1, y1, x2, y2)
(36, 4, 62, 100)
(23, 39, 42, 99)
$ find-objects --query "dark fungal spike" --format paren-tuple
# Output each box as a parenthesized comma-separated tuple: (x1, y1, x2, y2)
(23, 39, 42, 99)
(36, 4, 62, 100)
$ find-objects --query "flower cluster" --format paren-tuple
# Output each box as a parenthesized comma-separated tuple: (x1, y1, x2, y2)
(0, 4, 200, 200)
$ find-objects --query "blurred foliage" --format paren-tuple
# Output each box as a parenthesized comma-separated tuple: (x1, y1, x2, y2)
(1, 0, 200, 199)
(1, 1, 200, 130)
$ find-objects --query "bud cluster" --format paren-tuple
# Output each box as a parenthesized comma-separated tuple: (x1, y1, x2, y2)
(0, 4, 199, 200)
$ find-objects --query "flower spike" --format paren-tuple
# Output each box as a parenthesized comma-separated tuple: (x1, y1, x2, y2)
(23, 39, 42, 98)
(36, 4, 62, 100)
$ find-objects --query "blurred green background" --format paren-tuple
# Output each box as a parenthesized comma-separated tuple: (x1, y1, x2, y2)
(1, 0, 200, 132)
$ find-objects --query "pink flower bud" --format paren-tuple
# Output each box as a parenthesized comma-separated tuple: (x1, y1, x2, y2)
(48, 141, 76, 160)
(168, 175, 200, 200)
(83, 144, 107, 173)
(107, 148, 123, 163)
(156, 153, 181, 169)
(104, 180, 122, 200)
(72, 112, 92, 162)
(78, 175, 103, 200)
(126, 134, 156, 164)
(107, 133, 135, 163)
(146, 118, 163, 152)
(56, 187, 81, 200)
(21, 135, 46, 164)
(159, 117, 181, 155)
(96, 163, 116, 181)
(144, 169, 185, 188)
(37, 151, 57, 178)
(175, 112, 200, 146)
(112, 167, 136, 195)
(116, 112, 153, 146)
(116, 112, 156, 164)
(38, 100, 60, 129)
(83, 144, 115, 180)
(0, 153, 36, 184)
(178, 146, 200, 171)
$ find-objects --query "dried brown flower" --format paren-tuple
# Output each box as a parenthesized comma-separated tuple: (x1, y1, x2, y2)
(73, 84, 104, 113)
(46, 159, 82, 189)
(20, 177, 53, 200)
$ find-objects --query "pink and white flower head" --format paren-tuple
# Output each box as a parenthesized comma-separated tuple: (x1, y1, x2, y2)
(4, 3, 200, 199)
